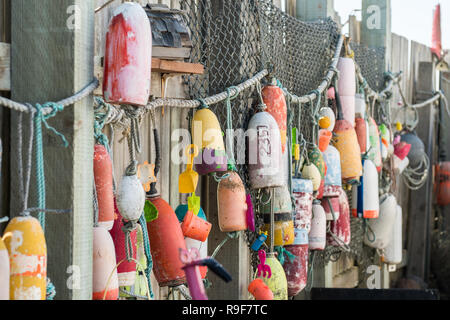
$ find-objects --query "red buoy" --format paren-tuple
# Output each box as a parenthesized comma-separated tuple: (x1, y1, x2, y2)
(262, 85, 288, 153)
(431, 4, 442, 59)
(147, 195, 187, 287)
(436, 162, 450, 206)
(103, 2, 152, 106)
(94, 144, 115, 230)
(327, 187, 351, 246)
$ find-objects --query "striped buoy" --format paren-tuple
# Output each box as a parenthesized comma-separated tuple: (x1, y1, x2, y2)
(4, 216, 47, 300)
(367, 117, 382, 172)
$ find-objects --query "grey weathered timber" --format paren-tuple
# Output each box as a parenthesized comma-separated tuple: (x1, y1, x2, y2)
(296, 0, 336, 21)
(11, 0, 95, 300)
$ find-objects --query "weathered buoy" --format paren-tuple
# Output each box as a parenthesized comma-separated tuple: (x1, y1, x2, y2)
(248, 112, 284, 189)
(318, 129, 333, 152)
(94, 145, 115, 230)
(116, 174, 146, 222)
(368, 117, 382, 172)
(110, 202, 137, 288)
(147, 195, 187, 287)
(400, 132, 425, 168)
(340, 95, 355, 127)
(181, 210, 212, 242)
(322, 145, 342, 197)
(384, 205, 403, 264)
(364, 194, 397, 249)
(4, 216, 46, 300)
(322, 196, 340, 221)
(192, 108, 227, 175)
(103, 2, 152, 106)
(351, 159, 379, 218)
(355, 93, 366, 119)
(292, 178, 313, 232)
(337, 57, 356, 96)
(217, 171, 247, 232)
(436, 162, 450, 206)
(333, 119, 363, 180)
(262, 84, 287, 153)
(302, 163, 321, 192)
(319, 107, 336, 132)
(393, 154, 409, 175)
(260, 252, 288, 300)
(309, 202, 326, 250)
(0, 235, 10, 300)
(327, 187, 351, 246)
(283, 229, 309, 297)
(248, 278, 274, 300)
(93, 226, 119, 300)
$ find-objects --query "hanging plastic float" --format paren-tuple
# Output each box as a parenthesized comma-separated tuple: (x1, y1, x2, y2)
(309, 201, 326, 250)
(367, 117, 382, 172)
(384, 205, 403, 265)
(337, 57, 356, 126)
(103, 2, 152, 106)
(93, 226, 119, 300)
(248, 278, 274, 300)
(192, 108, 227, 175)
(318, 106, 336, 132)
(0, 223, 9, 300)
(258, 251, 288, 300)
(262, 83, 287, 154)
(94, 144, 115, 230)
(351, 158, 379, 218)
(248, 111, 284, 189)
(436, 162, 450, 206)
(327, 187, 351, 246)
(321, 145, 342, 221)
(364, 194, 397, 249)
(3, 216, 47, 300)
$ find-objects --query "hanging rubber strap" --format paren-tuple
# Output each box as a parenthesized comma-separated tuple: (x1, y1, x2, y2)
(122, 220, 137, 262)
(274, 246, 296, 266)
(138, 213, 154, 299)
(34, 102, 68, 230)
(225, 86, 239, 171)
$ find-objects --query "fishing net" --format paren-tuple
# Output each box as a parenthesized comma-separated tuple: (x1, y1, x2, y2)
(179, 0, 385, 287)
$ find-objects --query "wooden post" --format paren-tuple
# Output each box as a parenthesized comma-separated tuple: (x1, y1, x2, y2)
(11, 0, 95, 299)
(361, 0, 392, 70)
(296, 0, 336, 21)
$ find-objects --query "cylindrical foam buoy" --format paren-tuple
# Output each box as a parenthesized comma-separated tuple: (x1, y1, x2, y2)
(217, 171, 247, 232)
(181, 210, 212, 242)
(103, 2, 152, 106)
(384, 205, 403, 264)
(436, 162, 450, 206)
(147, 196, 187, 287)
(4, 216, 46, 300)
(322, 145, 342, 197)
(355, 93, 366, 119)
(340, 95, 355, 127)
(248, 112, 284, 189)
(355, 118, 368, 154)
(337, 57, 356, 96)
(327, 187, 351, 246)
(110, 201, 137, 288)
(309, 202, 326, 250)
(94, 144, 115, 230)
(0, 236, 10, 300)
(364, 194, 397, 249)
(262, 85, 287, 153)
(352, 159, 379, 218)
(248, 278, 274, 300)
(368, 117, 382, 172)
(192, 108, 227, 175)
(333, 119, 363, 180)
(93, 226, 119, 300)
(292, 179, 313, 232)
(283, 229, 308, 297)
(261, 252, 288, 300)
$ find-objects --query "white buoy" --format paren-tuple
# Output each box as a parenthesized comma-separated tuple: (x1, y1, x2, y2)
(364, 194, 397, 249)
(384, 205, 403, 264)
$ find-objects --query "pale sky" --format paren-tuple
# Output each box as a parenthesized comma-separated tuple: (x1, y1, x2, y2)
(334, 0, 450, 50)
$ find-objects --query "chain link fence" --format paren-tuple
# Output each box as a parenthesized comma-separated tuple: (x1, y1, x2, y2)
(179, 0, 384, 288)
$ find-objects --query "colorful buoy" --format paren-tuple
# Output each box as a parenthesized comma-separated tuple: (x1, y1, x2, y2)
(384, 205, 403, 264)
(262, 84, 288, 154)
(94, 144, 115, 230)
(364, 194, 397, 249)
(260, 252, 288, 300)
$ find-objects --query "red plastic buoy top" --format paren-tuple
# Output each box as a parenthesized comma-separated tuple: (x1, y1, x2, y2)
(262, 85, 288, 153)
(147, 196, 187, 287)
(103, 2, 152, 106)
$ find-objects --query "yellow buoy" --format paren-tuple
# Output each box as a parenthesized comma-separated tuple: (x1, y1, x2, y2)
(260, 253, 288, 300)
(4, 216, 47, 300)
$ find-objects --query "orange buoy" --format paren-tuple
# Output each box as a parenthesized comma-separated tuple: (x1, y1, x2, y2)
(248, 278, 274, 300)
(4, 216, 47, 300)
(355, 118, 368, 154)
(0, 235, 10, 300)
(93, 226, 119, 300)
(147, 195, 187, 287)
(217, 171, 248, 232)
(333, 119, 363, 180)
(103, 2, 152, 106)
(110, 201, 137, 288)
(436, 162, 450, 206)
(181, 210, 212, 242)
(94, 144, 115, 230)
(262, 84, 287, 153)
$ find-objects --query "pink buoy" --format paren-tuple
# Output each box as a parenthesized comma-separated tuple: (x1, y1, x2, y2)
(309, 201, 326, 250)
(337, 58, 356, 96)
(103, 2, 152, 106)
(340, 95, 355, 127)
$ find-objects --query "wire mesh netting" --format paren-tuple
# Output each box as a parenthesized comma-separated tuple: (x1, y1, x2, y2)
(179, 0, 384, 285)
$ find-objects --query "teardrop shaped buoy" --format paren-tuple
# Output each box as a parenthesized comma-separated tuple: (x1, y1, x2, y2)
(384, 205, 403, 264)
(364, 194, 397, 249)
(217, 171, 248, 232)
(192, 108, 227, 175)
(94, 144, 115, 230)
(93, 226, 119, 300)
(283, 228, 308, 297)
(248, 112, 284, 189)
(309, 202, 326, 250)
(333, 119, 362, 180)
(110, 201, 137, 287)
(319, 107, 336, 132)
(147, 195, 187, 287)
(262, 85, 287, 154)
(327, 187, 351, 246)
(302, 163, 321, 192)
(103, 2, 152, 106)
(322, 145, 342, 197)
(292, 179, 314, 232)
(260, 252, 288, 300)
(0, 236, 10, 300)
(116, 174, 146, 222)
(4, 216, 46, 300)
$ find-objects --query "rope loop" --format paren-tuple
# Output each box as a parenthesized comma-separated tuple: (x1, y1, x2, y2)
(196, 98, 209, 109)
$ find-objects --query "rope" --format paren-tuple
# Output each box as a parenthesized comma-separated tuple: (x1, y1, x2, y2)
(211, 232, 240, 259)
(138, 213, 154, 299)
(225, 86, 239, 171)
(274, 246, 296, 266)
(46, 278, 56, 300)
